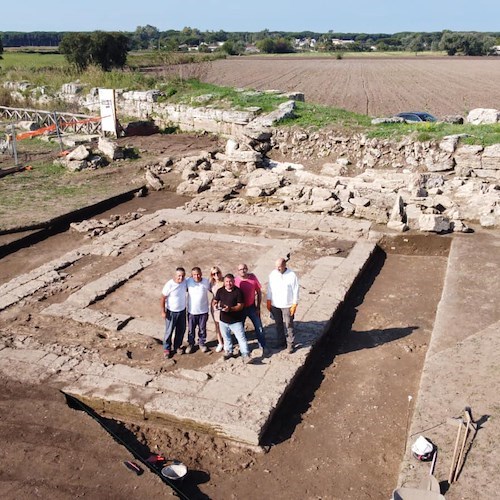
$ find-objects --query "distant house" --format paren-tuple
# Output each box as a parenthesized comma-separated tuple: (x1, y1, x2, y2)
(331, 38, 355, 46)
(245, 45, 260, 54)
(294, 37, 317, 50)
(492, 45, 500, 55)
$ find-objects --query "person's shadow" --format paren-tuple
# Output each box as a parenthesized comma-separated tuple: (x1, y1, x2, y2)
(261, 247, 418, 446)
(63, 393, 210, 499)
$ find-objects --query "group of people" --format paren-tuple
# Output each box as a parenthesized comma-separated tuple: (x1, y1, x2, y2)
(160, 258, 300, 362)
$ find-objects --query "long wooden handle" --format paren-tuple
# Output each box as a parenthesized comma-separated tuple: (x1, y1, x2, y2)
(448, 419, 463, 484)
(454, 414, 471, 482)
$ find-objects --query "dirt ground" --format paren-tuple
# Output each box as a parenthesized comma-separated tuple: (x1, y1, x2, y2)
(0, 133, 222, 232)
(0, 178, 449, 499)
(0, 129, 455, 498)
(200, 56, 500, 117)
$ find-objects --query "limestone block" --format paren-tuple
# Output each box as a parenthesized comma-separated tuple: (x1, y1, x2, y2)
(354, 205, 389, 224)
(302, 199, 341, 213)
(65, 159, 89, 172)
(209, 177, 241, 194)
(432, 194, 454, 210)
(121, 319, 163, 340)
(104, 364, 154, 387)
(466, 108, 500, 125)
(482, 144, 500, 170)
(418, 214, 451, 232)
(222, 150, 263, 164)
(479, 214, 497, 228)
(17, 121, 39, 131)
(248, 100, 295, 127)
(145, 170, 164, 191)
(473, 169, 500, 179)
(321, 162, 347, 177)
(454, 144, 483, 174)
(176, 180, 203, 195)
(97, 137, 124, 160)
(439, 135, 462, 153)
(389, 193, 405, 222)
(387, 220, 408, 232)
(246, 171, 282, 194)
(310, 187, 333, 201)
(225, 138, 239, 155)
(295, 171, 339, 190)
(424, 151, 455, 172)
(274, 185, 304, 200)
(246, 187, 263, 197)
(148, 374, 205, 395)
(350, 197, 370, 207)
(0, 347, 48, 363)
(67, 145, 91, 161)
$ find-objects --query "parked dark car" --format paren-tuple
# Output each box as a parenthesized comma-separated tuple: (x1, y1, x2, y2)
(395, 112, 438, 122)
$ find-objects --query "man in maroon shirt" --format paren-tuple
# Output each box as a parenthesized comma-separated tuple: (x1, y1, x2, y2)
(235, 263, 268, 355)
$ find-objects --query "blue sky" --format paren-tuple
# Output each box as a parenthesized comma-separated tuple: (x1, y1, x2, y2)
(2, 0, 499, 33)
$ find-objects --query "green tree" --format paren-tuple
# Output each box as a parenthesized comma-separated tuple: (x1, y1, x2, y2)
(439, 31, 495, 56)
(274, 37, 294, 53)
(90, 32, 129, 71)
(256, 38, 276, 53)
(439, 31, 462, 55)
(0, 36, 3, 59)
(60, 31, 129, 71)
(132, 24, 159, 50)
(221, 40, 245, 55)
(407, 34, 425, 54)
(59, 33, 92, 71)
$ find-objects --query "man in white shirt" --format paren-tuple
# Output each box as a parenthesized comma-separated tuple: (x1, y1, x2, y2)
(266, 257, 299, 353)
(160, 267, 187, 358)
(185, 267, 211, 353)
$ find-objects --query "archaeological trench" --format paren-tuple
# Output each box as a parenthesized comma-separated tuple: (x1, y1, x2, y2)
(0, 83, 499, 497)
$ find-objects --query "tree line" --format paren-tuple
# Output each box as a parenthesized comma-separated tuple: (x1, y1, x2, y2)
(1, 28, 499, 71)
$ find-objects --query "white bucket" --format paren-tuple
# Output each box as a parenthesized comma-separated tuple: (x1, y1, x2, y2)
(161, 462, 188, 481)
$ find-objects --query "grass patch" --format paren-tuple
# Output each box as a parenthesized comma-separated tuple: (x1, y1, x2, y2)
(127, 51, 225, 69)
(366, 121, 500, 146)
(0, 52, 67, 70)
(280, 101, 372, 129)
(0, 157, 108, 229)
(157, 79, 288, 112)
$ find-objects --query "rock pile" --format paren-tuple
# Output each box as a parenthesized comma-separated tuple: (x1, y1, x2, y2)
(165, 123, 499, 231)
(54, 138, 124, 171)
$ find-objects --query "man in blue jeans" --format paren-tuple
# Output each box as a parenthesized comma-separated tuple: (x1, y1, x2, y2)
(160, 267, 187, 358)
(214, 274, 251, 363)
(185, 266, 211, 353)
(235, 263, 269, 356)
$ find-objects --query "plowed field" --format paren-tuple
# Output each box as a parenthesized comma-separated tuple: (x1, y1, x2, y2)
(201, 56, 500, 117)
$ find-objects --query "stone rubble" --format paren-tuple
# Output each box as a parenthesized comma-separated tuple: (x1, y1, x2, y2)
(4, 80, 499, 231)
